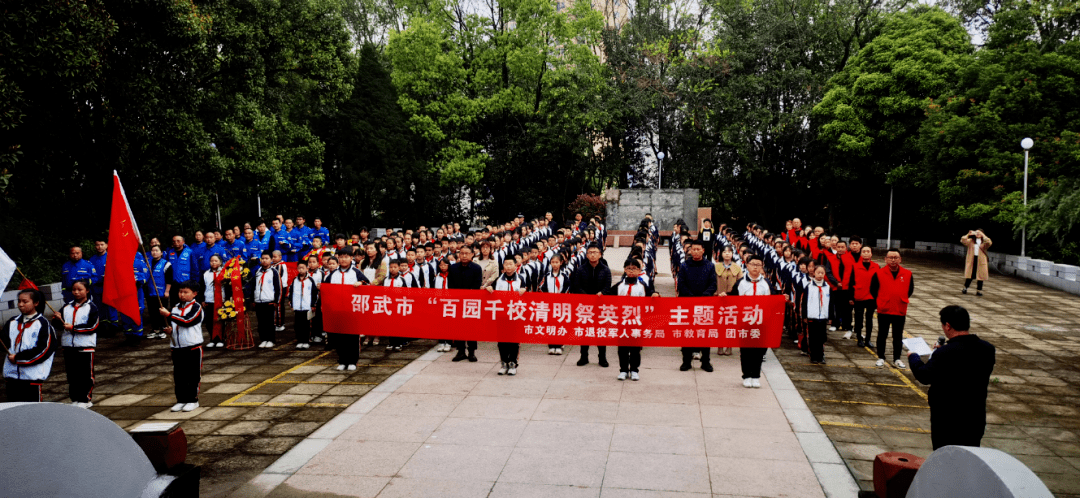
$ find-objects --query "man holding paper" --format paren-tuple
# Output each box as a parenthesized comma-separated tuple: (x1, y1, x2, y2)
(909, 305, 996, 450)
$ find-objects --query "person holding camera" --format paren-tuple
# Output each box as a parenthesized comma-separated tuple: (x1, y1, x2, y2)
(909, 305, 996, 450)
(961, 229, 992, 296)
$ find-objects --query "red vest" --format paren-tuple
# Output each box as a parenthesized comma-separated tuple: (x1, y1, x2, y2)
(821, 250, 840, 290)
(875, 265, 912, 316)
(852, 259, 880, 301)
(838, 251, 856, 289)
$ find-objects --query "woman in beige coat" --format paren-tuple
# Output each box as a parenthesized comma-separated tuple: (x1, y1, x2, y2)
(715, 246, 743, 355)
(961, 229, 991, 296)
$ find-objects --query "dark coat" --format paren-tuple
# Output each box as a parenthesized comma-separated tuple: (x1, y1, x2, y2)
(677, 258, 717, 297)
(570, 259, 611, 295)
(910, 334, 996, 449)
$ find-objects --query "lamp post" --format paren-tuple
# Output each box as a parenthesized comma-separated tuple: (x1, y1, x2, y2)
(657, 151, 665, 189)
(1021, 137, 1033, 257)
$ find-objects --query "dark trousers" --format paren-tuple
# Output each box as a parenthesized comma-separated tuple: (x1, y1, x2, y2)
(274, 298, 285, 327)
(964, 263, 984, 291)
(876, 314, 906, 361)
(833, 289, 853, 330)
(548, 344, 562, 349)
(807, 319, 828, 362)
(294, 310, 311, 343)
(5, 378, 42, 402)
(681, 347, 711, 365)
(171, 345, 202, 403)
(120, 310, 144, 337)
(579, 344, 606, 359)
(498, 342, 520, 364)
(618, 346, 641, 373)
(455, 340, 478, 353)
(853, 300, 875, 342)
(312, 308, 324, 337)
(64, 348, 95, 403)
(255, 303, 276, 343)
(740, 348, 767, 378)
(203, 303, 221, 342)
(931, 416, 985, 450)
(147, 295, 168, 331)
(335, 333, 360, 365)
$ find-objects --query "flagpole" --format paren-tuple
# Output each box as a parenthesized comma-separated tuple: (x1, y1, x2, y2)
(138, 239, 168, 310)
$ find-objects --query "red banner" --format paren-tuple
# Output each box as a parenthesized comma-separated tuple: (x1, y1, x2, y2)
(320, 284, 785, 348)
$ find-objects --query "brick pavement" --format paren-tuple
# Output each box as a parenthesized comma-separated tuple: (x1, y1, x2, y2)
(772, 254, 1080, 497)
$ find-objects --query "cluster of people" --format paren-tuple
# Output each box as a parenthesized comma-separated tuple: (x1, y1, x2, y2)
(9, 207, 993, 413)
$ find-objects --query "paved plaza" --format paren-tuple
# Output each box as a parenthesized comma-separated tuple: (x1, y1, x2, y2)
(5, 248, 1080, 497)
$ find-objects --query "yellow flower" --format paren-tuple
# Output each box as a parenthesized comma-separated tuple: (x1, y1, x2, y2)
(229, 311, 237, 318)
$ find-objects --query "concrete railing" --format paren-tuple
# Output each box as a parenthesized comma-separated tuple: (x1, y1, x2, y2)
(1, 283, 64, 322)
(911, 240, 1080, 296)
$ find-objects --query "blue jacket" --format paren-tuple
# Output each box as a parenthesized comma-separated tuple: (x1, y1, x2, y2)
(199, 242, 229, 274)
(244, 236, 263, 261)
(88, 253, 108, 293)
(271, 227, 289, 254)
(677, 258, 717, 297)
(166, 245, 195, 283)
(148, 257, 172, 297)
(282, 228, 301, 256)
(223, 239, 246, 261)
(61, 259, 98, 300)
(134, 253, 149, 310)
(295, 225, 313, 252)
(312, 227, 330, 246)
(257, 230, 272, 251)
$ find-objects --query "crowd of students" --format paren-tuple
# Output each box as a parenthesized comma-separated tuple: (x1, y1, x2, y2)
(3, 212, 919, 413)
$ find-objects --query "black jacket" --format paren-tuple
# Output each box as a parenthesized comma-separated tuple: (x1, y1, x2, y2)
(677, 258, 717, 297)
(570, 259, 611, 294)
(910, 334, 995, 419)
(448, 261, 483, 290)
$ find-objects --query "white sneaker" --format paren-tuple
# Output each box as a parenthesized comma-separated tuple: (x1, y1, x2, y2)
(875, 359, 885, 368)
(205, 342, 215, 349)
(843, 331, 852, 340)
(373, 338, 379, 346)
(170, 403, 185, 412)
(182, 402, 199, 412)
(507, 363, 517, 376)
(275, 326, 285, 332)
(498, 362, 508, 375)
(555, 348, 563, 355)
(548, 348, 555, 355)
(347, 364, 357, 371)
(215, 342, 225, 348)
(894, 360, 906, 369)
(751, 378, 761, 388)
(257, 341, 266, 348)
(829, 326, 837, 332)
(742, 378, 753, 388)
(296, 343, 305, 349)
(265, 342, 274, 348)
(630, 372, 639, 381)
(692, 351, 702, 360)
(617, 372, 628, 381)
(335, 364, 346, 371)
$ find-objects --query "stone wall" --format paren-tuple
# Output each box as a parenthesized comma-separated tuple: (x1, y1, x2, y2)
(604, 189, 700, 232)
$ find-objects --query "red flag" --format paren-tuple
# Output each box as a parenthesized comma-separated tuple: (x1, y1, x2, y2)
(103, 171, 143, 325)
(18, 277, 37, 290)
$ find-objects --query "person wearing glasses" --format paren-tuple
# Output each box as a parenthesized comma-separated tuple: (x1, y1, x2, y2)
(870, 249, 914, 369)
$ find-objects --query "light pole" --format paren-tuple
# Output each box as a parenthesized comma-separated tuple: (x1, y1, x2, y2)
(657, 151, 665, 189)
(1021, 137, 1033, 256)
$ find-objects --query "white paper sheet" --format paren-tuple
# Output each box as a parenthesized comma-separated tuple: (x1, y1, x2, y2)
(902, 337, 935, 357)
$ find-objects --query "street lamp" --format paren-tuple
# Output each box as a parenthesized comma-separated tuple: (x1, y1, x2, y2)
(1021, 137, 1034, 256)
(657, 151, 665, 189)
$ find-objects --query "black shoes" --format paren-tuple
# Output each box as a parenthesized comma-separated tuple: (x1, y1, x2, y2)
(467, 351, 478, 362)
(856, 339, 865, 347)
(452, 351, 468, 362)
(961, 287, 968, 294)
(976, 291, 983, 297)
(679, 362, 692, 371)
(700, 363, 714, 372)
(577, 357, 589, 366)
(598, 357, 609, 368)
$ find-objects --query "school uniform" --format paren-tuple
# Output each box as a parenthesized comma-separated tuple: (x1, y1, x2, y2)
(61, 258, 98, 302)
(324, 266, 370, 365)
(61, 298, 99, 403)
(273, 262, 289, 328)
(291, 274, 318, 344)
(167, 300, 204, 404)
(309, 268, 326, 343)
(254, 265, 283, 344)
(538, 269, 569, 351)
(2, 312, 56, 402)
(789, 269, 831, 363)
(604, 276, 656, 374)
(202, 268, 231, 344)
(493, 273, 527, 369)
(730, 273, 777, 379)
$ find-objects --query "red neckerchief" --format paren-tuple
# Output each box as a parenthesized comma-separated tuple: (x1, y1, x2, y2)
(15, 313, 41, 349)
(625, 277, 635, 296)
(439, 272, 448, 289)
